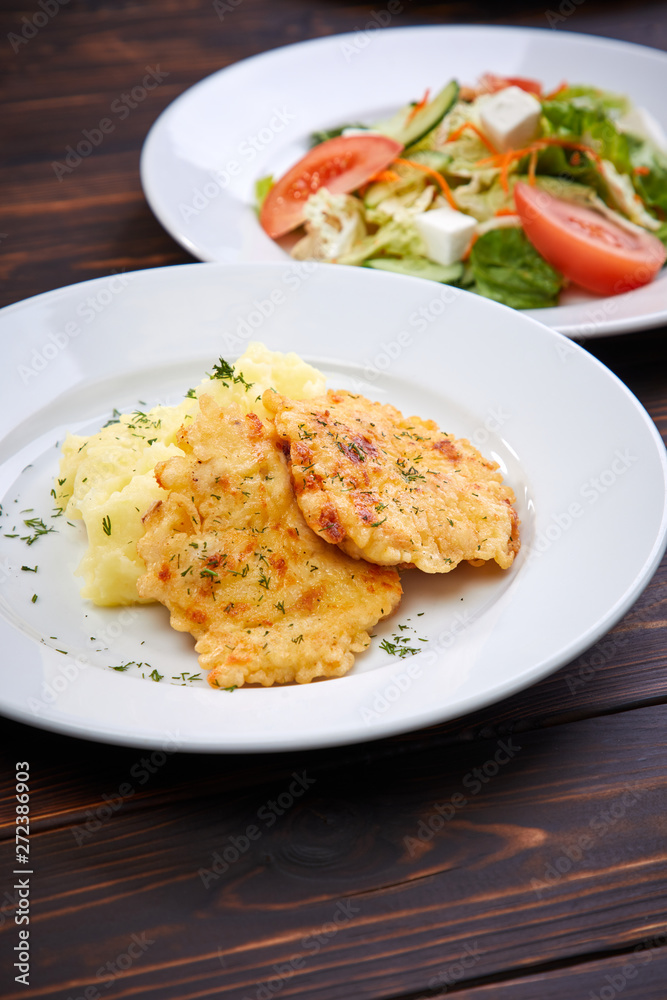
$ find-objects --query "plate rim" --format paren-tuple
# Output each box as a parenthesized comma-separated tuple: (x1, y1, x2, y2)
(139, 24, 667, 339)
(1, 261, 666, 752)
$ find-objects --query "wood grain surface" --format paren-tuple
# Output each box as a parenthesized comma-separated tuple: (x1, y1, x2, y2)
(1, 1, 666, 998)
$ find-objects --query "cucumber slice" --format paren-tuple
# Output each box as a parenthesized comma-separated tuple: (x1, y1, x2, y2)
(363, 177, 421, 209)
(363, 180, 397, 209)
(460, 263, 476, 289)
(373, 80, 459, 148)
(403, 150, 452, 172)
(364, 256, 464, 284)
(363, 152, 453, 208)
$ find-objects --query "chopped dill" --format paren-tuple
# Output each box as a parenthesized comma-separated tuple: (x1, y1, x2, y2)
(380, 637, 421, 659)
(103, 408, 122, 428)
(21, 517, 56, 546)
(209, 358, 254, 391)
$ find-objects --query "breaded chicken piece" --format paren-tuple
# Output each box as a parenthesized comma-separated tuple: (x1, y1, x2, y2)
(264, 389, 520, 574)
(136, 395, 402, 688)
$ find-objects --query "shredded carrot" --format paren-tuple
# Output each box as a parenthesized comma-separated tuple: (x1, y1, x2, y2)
(543, 80, 569, 101)
(539, 136, 604, 167)
(633, 165, 651, 176)
(499, 150, 514, 193)
(477, 136, 602, 170)
(446, 121, 499, 155)
(495, 207, 517, 217)
(406, 88, 431, 123)
(476, 143, 539, 168)
(476, 136, 603, 194)
(393, 157, 459, 210)
(368, 169, 402, 184)
(528, 148, 538, 185)
(461, 232, 479, 261)
(570, 151, 582, 165)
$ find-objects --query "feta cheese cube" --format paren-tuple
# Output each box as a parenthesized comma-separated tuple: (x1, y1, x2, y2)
(414, 207, 477, 266)
(478, 86, 542, 152)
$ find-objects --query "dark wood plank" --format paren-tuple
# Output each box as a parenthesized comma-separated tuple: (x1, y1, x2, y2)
(2, 0, 666, 309)
(1, 561, 665, 834)
(434, 947, 667, 1000)
(1, 706, 666, 999)
(2, 2, 667, 999)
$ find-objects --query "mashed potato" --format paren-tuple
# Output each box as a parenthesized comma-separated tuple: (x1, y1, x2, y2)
(56, 343, 326, 606)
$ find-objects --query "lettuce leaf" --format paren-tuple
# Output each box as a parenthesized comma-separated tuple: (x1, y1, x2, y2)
(454, 173, 599, 223)
(254, 175, 274, 211)
(469, 228, 563, 309)
(547, 86, 630, 118)
(531, 174, 599, 205)
(654, 222, 667, 248)
(452, 175, 511, 221)
(309, 124, 368, 146)
(628, 138, 667, 213)
(541, 96, 633, 174)
(338, 217, 426, 266)
(529, 143, 602, 194)
(536, 97, 667, 221)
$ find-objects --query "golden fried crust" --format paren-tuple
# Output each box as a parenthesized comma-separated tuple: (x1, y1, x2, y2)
(264, 389, 520, 574)
(136, 395, 402, 688)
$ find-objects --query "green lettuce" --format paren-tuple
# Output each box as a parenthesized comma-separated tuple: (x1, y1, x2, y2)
(531, 174, 599, 205)
(535, 97, 667, 224)
(452, 175, 512, 221)
(338, 217, 425, 266)
(528, 143, 601, 194)
(628, 137, 667, 213)
(309, 124, 368, 146)
(452, 174, 598, 223)
(547, 86, 630, 118)
(539, 96, 633, 195)
(254, 175, 274, 211)
(516, 92, 665, 224)
(469, 228, 563, 309)
(654, 222, 667, 248)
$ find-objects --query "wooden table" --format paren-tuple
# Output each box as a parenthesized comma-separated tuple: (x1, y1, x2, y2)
(1, 1, 666, 997)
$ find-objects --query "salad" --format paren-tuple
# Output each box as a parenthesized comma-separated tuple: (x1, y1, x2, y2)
(256, 74, 667, 309)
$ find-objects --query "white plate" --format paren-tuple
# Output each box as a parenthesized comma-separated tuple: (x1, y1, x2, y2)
(0, 262, 665, 753)
(140, 25, 667, 338)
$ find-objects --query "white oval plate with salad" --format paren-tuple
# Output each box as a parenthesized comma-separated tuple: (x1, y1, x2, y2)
(140, 25, 667, 338)
(0, 263, 666, 752)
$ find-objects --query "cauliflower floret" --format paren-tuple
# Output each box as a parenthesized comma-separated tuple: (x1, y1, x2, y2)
(291, 188, 367, 262)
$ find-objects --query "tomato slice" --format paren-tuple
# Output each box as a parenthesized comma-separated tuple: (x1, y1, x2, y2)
(479, 73, 543, 97)
(514, 182, 666, 296)
(260, 134, 403, 239)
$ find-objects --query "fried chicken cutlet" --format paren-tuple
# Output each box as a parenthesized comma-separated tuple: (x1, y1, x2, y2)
(136, 395, 402, 688)
(264, 389, 520, 574)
